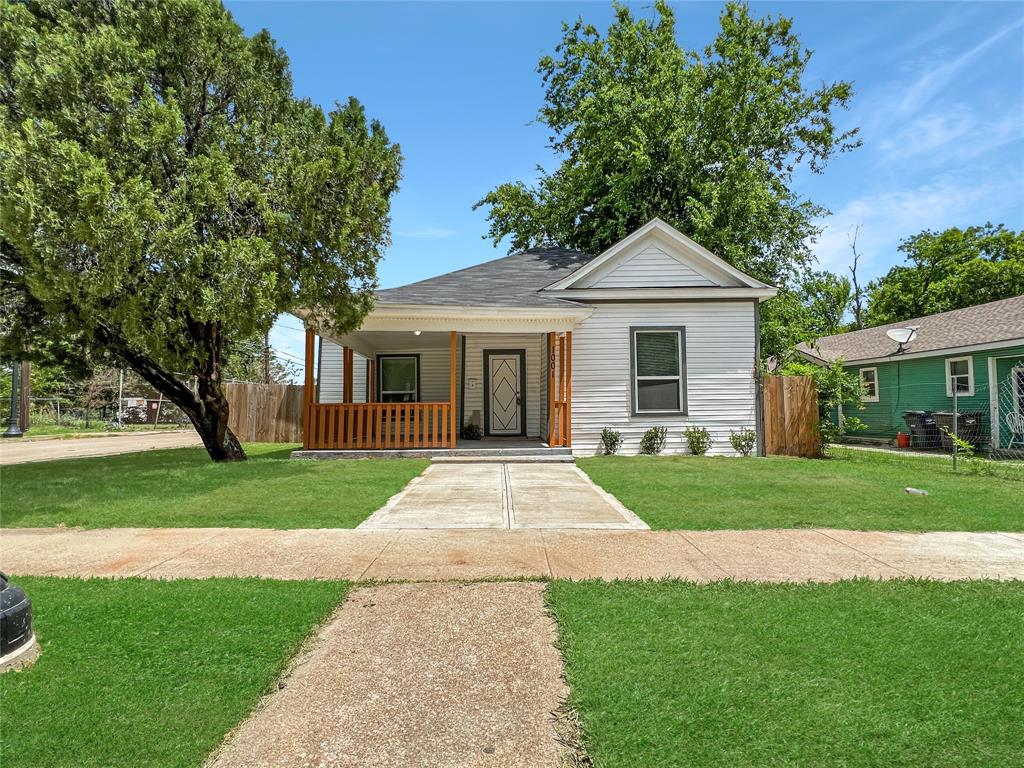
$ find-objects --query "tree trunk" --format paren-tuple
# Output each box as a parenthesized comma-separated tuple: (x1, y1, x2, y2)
(186, 375, 246, 462)
(97, 326, 246, 462)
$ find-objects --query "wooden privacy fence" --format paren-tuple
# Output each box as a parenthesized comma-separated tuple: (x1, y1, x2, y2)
(763, 375, 821, 458)
(225, 382, 304, 443)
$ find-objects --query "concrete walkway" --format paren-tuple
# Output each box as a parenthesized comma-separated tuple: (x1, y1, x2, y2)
(359, 463, 648, 530)
(208, 582, 570, 768)
(0, 430, 202, 465)
(3, 527, 1022, 582)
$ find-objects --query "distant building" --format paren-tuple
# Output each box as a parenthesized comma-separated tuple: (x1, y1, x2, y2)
(797, 296, 1024, 452)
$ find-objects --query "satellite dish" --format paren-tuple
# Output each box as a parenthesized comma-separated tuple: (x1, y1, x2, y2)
(886, 326, 919, 352)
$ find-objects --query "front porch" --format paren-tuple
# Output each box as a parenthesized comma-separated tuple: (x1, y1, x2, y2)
(298, 325, 575, 454)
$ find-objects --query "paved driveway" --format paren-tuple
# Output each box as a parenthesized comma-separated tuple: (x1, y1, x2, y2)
(358, 462, 648, 530)
(0, 430, 202, 465)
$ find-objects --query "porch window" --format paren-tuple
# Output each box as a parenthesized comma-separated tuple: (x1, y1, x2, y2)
(631, 327, 686, 415)
(859, 367, 879, 402)
(378, 355, 419, 402)
(945, 356, 974, 397)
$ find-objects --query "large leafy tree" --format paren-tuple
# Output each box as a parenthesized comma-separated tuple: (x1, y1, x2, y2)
(476, 1, 859, 357)
(1, 0, 401, 460)
(865, 224, 1024, 326)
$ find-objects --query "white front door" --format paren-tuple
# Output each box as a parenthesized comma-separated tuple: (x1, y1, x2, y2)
(487, 352, 523, 435)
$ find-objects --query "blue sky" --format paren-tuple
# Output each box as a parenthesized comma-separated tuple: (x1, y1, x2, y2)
(223, 1, 1024, 374)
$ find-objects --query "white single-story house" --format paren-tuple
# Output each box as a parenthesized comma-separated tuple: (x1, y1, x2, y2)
(295, 218, 777, 457)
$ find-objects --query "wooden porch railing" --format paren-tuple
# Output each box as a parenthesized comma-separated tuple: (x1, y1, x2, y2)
(304, 402, 453, 450)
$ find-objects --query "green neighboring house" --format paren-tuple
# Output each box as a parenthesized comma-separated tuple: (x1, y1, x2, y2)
(797, 296, 1024, 453)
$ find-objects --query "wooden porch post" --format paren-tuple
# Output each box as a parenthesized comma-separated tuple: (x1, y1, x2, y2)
(558, 333, 566, 446)
(565, 331, 572, 448)
(367, 358, 375, 403)
(342, 346, 353, 403)
(449, 331, 457, 448)
(302, 328, 316, 449)
(547, 331, 556, 445)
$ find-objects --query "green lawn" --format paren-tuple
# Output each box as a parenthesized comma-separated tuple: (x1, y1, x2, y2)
(548, 579, 1024, 768)
(0, 444, 427, 528)
(23, 422, 184, 436)
(0, 576, 349, 768)
(577, 447, 1023, 531)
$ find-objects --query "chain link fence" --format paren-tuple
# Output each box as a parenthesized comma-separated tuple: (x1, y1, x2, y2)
(834, 366, 1024, 480)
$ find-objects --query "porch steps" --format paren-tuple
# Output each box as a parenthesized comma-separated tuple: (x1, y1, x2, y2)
(291, 446, 573, 461)
(431, 455, 574, 464)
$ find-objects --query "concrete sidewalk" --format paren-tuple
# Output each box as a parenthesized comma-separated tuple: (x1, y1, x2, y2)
(0, 430, 202, 465)
(2, 527, 1022, 582)
(359, 463, 648, 530)
(208, 582, 570, 768)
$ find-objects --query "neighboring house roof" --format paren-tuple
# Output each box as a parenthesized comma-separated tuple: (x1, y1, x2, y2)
(796, 295, 1024, 364)
(375, 248, 595, 309)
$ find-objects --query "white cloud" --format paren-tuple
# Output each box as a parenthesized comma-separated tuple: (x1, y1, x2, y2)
(896, 18, 1024, 116)
(877, 107, 1020, 164)
(395, 226, 456, 239)
(811, 174, 1020, 279)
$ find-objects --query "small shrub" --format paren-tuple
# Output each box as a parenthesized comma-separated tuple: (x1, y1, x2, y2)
(459, 423, 482, 440)
(639, 426, 668, 455)
(820, 415, 866, 451)
(683, 426, 713, 456)
(600, 427, 623, 455)
(729, 429, 757, 457)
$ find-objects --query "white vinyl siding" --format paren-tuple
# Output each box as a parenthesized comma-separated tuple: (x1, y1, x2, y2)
(570, 302, 757, 456)
(587, 244, 718, 288)
(318, 340, 368, 403)
(461, 333, 546, 438)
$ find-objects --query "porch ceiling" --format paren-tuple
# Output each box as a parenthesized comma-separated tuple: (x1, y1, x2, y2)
(328, 330, 453, 352)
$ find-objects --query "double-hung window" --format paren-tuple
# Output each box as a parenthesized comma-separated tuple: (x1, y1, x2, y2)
(945, 356, 974, 397)
(631, 327, 686, 415)
(378, 355, 419, 402)
(859, 367, 879, 402)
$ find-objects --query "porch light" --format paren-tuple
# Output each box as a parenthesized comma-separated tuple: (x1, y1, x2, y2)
(413, 330, 422, 336)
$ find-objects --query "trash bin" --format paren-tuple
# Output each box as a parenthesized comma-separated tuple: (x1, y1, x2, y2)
(933, 411, 985, 451)
(902, 410, 941, 449)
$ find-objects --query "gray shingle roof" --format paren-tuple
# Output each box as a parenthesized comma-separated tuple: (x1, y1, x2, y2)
(375, 248, 596, 308)
(797, 295, 1024, 363)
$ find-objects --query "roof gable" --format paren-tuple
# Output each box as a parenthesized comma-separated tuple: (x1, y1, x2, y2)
(576, 240, 721, 288)
(544, 218, 770, 291)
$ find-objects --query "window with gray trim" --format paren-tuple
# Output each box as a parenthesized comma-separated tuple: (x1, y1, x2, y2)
(631, 327, 686, 414)
(378, 355, 418, 402)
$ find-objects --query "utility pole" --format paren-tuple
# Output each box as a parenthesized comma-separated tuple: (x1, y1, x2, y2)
(19, 360, 30, 433)
(117, 368, 125, 427)
(952, 388, 959, 471)
(263, 330, 271, 385)
(3, 362, 24, 438)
